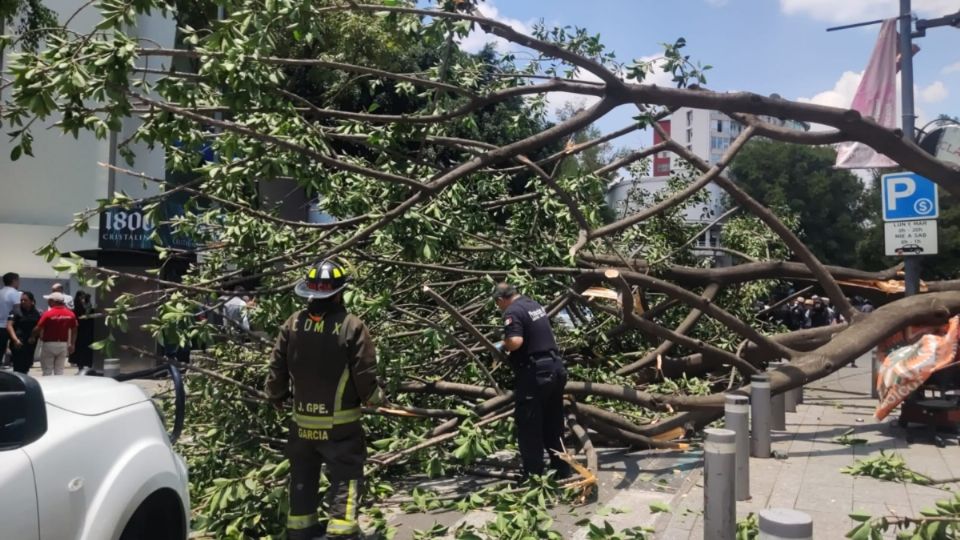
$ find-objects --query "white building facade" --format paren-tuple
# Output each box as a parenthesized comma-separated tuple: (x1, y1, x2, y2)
(1, 2, 177, 368)
(606, 101, 808, 260)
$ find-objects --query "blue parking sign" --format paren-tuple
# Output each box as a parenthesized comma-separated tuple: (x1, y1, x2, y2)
(882, 172, 939, 221)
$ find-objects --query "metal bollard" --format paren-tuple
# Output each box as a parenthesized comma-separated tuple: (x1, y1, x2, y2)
(783, 364, 798, 413)
(784, 385, 798, 413)
(751, 374, 771, 458)
(769, 362, 786, 431)
(103, 358, 120, 378)
(703, 428, 736, 540)
(870, 347, 879, 399)
(724, 394, 750, 501)
(758, 508, 813, 540)
(771, 392, 786, 430)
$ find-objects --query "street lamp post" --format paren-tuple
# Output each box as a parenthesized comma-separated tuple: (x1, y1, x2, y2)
(828, 3, 960, 297)
(899, 0, 921, 296)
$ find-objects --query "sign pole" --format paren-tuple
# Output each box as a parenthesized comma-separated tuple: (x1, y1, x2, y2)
(899, 0, 921, 296)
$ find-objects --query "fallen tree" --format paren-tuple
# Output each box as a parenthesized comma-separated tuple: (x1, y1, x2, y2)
(4, 0, 960, 536)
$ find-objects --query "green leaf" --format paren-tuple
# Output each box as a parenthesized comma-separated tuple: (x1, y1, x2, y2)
(649, 501, 671, 514)
(849, 510, 873, 522)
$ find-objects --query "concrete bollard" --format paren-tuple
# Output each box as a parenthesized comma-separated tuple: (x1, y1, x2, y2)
(751, 374, 771, 458)
(724, 394, 750, 501)
(758, 508, 813, 540)
(703, 428, 736, 540)
(769, 362, 786, 431)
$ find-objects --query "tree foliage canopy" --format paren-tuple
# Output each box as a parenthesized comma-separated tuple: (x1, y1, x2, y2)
(729, 140, 868, 267)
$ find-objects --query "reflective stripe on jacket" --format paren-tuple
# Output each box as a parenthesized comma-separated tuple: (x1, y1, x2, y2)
(265, 302, 378, 439)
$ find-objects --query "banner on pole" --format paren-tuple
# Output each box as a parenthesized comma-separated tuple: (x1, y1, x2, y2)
(835, 19, 899, 169)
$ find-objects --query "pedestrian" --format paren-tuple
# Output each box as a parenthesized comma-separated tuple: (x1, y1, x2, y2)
(6, 291, 41, 374)
(821, 297, 838, 324)
(32, 291, 78, 376)
(223, 287, 251, 334)
(70, 291, 95, 372)
(50, 283, 74, 310)
(806, 298, 831, 328)
(789, 297, 807, 331)
(860, 299, 875, 313)
(493, 282, 571, 480)
(265, 259, 382, 540)
(0, 272, 22, 366)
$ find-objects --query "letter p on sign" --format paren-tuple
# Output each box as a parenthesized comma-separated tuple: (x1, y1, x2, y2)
(886, 178, 915, 211)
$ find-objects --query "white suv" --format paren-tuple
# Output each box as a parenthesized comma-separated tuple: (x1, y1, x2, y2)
(0, 368, 190, 540)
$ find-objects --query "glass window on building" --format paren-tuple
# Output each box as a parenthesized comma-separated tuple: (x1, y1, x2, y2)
(716, 120, 723, 133)
(686, 110, 693, 125)
(686, 128, 693, 143)
(308, 198, 336, 224)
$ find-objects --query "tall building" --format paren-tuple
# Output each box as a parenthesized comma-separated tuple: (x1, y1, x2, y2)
(1, 2, 178, 370)
(607, 102, 808, 261)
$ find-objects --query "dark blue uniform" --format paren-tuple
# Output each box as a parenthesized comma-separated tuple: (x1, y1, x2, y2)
(502, 296, 569, 477)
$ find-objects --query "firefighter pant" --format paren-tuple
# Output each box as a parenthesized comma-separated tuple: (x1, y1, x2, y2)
(514, 355, 570, 478)
(285, 428, 366, 539)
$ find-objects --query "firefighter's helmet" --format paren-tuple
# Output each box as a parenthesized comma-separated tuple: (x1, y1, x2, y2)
(294, 259, 350, 299)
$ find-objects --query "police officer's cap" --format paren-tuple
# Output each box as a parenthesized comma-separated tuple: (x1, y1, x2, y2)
(492, 283, 517, 300)
(295, 259, 350, 299)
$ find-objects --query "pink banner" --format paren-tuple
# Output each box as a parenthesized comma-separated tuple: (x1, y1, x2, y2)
(835, 19, 899, 169)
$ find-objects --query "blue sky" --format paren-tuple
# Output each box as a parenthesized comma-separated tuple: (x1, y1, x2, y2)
(458, 0, 960, 147)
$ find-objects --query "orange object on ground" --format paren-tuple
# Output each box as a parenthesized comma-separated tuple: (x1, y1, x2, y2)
(875, 316, 960, 420)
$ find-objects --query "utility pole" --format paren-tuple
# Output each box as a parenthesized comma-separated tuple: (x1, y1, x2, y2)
(899, 0, 920, 296)
(828, 4, 960, 297)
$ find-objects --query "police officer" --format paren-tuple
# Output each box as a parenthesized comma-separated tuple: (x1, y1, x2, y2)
(493, 282, 571, 479)
(266, 259, 382, 540)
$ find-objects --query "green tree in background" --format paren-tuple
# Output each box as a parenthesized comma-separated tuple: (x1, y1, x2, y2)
(0, 0, 57, 51)
(728, 139, 869, 267)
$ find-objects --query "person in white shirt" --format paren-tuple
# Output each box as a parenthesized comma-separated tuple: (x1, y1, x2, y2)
(0, 272, 22, 365)
(223, 290, 251, 333)
(51, 283, 74, 310)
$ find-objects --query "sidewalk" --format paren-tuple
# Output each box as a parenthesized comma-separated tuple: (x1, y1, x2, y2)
(658, 357, 960, 539)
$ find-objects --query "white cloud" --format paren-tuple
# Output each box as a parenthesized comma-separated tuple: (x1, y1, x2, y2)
(797, 70, 937, 129)
(920, 80, 948, 103)
(780, 0, 959, 24)
(943, 62, 960, 75)
(458, 1, 533, 54)
(798, 70, 864, 110)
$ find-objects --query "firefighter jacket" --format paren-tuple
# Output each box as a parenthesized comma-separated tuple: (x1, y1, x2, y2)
(266, 303, 379, 441)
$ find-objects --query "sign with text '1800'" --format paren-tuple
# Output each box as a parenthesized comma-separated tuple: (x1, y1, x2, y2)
(882, 172, 939, 221)
(884, 219, 938, 256)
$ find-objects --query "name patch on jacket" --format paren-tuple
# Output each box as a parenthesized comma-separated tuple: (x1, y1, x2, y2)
(298, 428, 330, 441)
(299, 316, 342, 335)
(528, 308, 547, 321)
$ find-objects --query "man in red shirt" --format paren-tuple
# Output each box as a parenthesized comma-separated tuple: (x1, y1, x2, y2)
(32, 292, 78, 376)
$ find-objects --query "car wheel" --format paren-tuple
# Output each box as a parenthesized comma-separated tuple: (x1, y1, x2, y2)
(120, 488, 186, 540)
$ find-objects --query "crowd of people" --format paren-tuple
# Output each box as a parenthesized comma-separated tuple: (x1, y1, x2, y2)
(1, 272, 96, 376)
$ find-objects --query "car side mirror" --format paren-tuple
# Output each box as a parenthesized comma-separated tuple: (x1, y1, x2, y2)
(0, 371, 47, 451)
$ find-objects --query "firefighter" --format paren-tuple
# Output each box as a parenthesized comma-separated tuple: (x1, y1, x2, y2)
(492, 282, 571, 479)
(266, 259, 382, 540)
